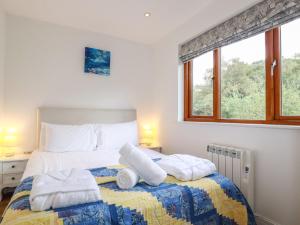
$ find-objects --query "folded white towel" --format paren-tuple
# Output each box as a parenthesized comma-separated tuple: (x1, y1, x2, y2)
(157, 154, 216, 181)
(30, 168, 101, 211)
(119, 143, 167, 186)
(116, 168, 139, 189)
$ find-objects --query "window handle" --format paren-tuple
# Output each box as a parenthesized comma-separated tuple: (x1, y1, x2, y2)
(271, 60, 277, 77)
(206, 75, 214, 80)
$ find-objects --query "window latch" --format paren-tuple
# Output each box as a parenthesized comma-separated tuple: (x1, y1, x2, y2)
(271, 59, 277, 76)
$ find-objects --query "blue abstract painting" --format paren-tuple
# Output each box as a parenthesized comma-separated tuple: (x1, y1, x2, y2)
(84, 47, 111, 76)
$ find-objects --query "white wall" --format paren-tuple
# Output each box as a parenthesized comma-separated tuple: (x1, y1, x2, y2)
(0, 7, 5, 122)
(3, 15, 156, 150)
(152, 1, 300, 225)
(2, 5, 300, 225)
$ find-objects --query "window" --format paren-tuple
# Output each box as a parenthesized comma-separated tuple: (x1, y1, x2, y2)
(280, 19, 300, 117)
(221, 33, 266, 120)
(191, 51, 214, 116)
(184, 18, 300, 125)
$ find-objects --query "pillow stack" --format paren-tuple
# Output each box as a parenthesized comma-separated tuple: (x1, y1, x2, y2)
(39, 121, 138, 153)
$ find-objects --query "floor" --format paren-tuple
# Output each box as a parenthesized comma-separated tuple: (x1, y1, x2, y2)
(0, 195, 12, 216)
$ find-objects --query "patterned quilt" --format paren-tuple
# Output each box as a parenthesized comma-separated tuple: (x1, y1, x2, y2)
(1, 165, 256, 225)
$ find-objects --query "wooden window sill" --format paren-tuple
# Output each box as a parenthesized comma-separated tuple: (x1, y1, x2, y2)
(181, 118, 300, 130)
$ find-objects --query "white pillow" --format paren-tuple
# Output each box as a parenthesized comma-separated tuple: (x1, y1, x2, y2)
(42, 123, 97, 152)
(96, 121, 138, 150)
(39, 123, 47, 151)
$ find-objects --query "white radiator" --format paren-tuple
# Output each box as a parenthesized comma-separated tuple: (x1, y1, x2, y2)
(207, 144, 254, 209)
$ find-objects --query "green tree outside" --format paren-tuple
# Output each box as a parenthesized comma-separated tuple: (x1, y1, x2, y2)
(192, 55, 300, 118)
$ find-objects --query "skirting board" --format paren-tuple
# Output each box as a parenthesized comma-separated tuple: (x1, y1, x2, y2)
(255, 213, 282, 225)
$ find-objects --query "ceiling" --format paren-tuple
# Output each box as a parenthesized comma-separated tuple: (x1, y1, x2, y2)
(0, 0, 259, 44)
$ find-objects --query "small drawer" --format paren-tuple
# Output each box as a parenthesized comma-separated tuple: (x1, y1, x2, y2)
(3, 161, 27, 174)
(3, 173, 22, 185)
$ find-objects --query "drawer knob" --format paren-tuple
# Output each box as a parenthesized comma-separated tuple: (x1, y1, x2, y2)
(11, 165, 15, 168)
(11, 177, 15, 180)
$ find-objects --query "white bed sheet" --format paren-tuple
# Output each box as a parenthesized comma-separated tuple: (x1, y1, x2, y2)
(22, 148, 165, 180)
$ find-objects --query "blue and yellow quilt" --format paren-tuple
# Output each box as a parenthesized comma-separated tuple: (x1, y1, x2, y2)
(1, 165, 256, 225)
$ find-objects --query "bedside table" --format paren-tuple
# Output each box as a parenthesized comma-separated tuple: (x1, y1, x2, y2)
(140, 145, 162, 153)
(0, 154, 30, 201)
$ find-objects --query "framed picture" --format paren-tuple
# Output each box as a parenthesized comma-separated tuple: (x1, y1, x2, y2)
(84, 47, 111, 76)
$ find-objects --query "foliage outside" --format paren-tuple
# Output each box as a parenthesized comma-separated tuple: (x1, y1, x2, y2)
(192, 55, 300, 119)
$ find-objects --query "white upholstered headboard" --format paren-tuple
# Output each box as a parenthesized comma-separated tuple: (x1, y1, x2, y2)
(36, 107, 137, 148)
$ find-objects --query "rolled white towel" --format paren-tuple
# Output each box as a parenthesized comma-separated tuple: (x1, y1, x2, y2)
(119, 143, 167, 186)
(116, 168, 139, 189)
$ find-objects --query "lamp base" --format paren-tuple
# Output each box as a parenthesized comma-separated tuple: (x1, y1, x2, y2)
(2, 147, 16, 157)
(139, 142, 152, 147)
(4, 152, 15, 157)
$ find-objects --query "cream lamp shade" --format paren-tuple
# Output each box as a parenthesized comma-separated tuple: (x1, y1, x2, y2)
(0, 128, 17, 157)
(0, 128, 4, 146)
(141, 125, 153, 146)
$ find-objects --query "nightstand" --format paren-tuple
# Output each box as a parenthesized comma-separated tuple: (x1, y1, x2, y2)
(0, 154, 30, 201)
(140, 145, 162, 153)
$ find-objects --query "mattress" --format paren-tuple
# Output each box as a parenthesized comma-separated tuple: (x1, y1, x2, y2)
(1, 165, 256, 225)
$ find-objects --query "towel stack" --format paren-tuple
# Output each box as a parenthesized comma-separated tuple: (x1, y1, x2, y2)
(117, 144, 217, 189)
(116, 143, 167, 189)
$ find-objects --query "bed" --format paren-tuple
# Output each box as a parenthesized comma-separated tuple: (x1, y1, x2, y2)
(1, 108, 256, 225)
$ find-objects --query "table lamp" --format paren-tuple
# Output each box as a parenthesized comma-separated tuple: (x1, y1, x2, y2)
(2, 128, 17, 157)
(0, 128, 4, 156)
(141, 125, 153, 147)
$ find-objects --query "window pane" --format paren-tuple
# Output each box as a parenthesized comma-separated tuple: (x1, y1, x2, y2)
(221, 33, 266, 120)
(281, 18, 300, 116)
(192, 51, 214, 116)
